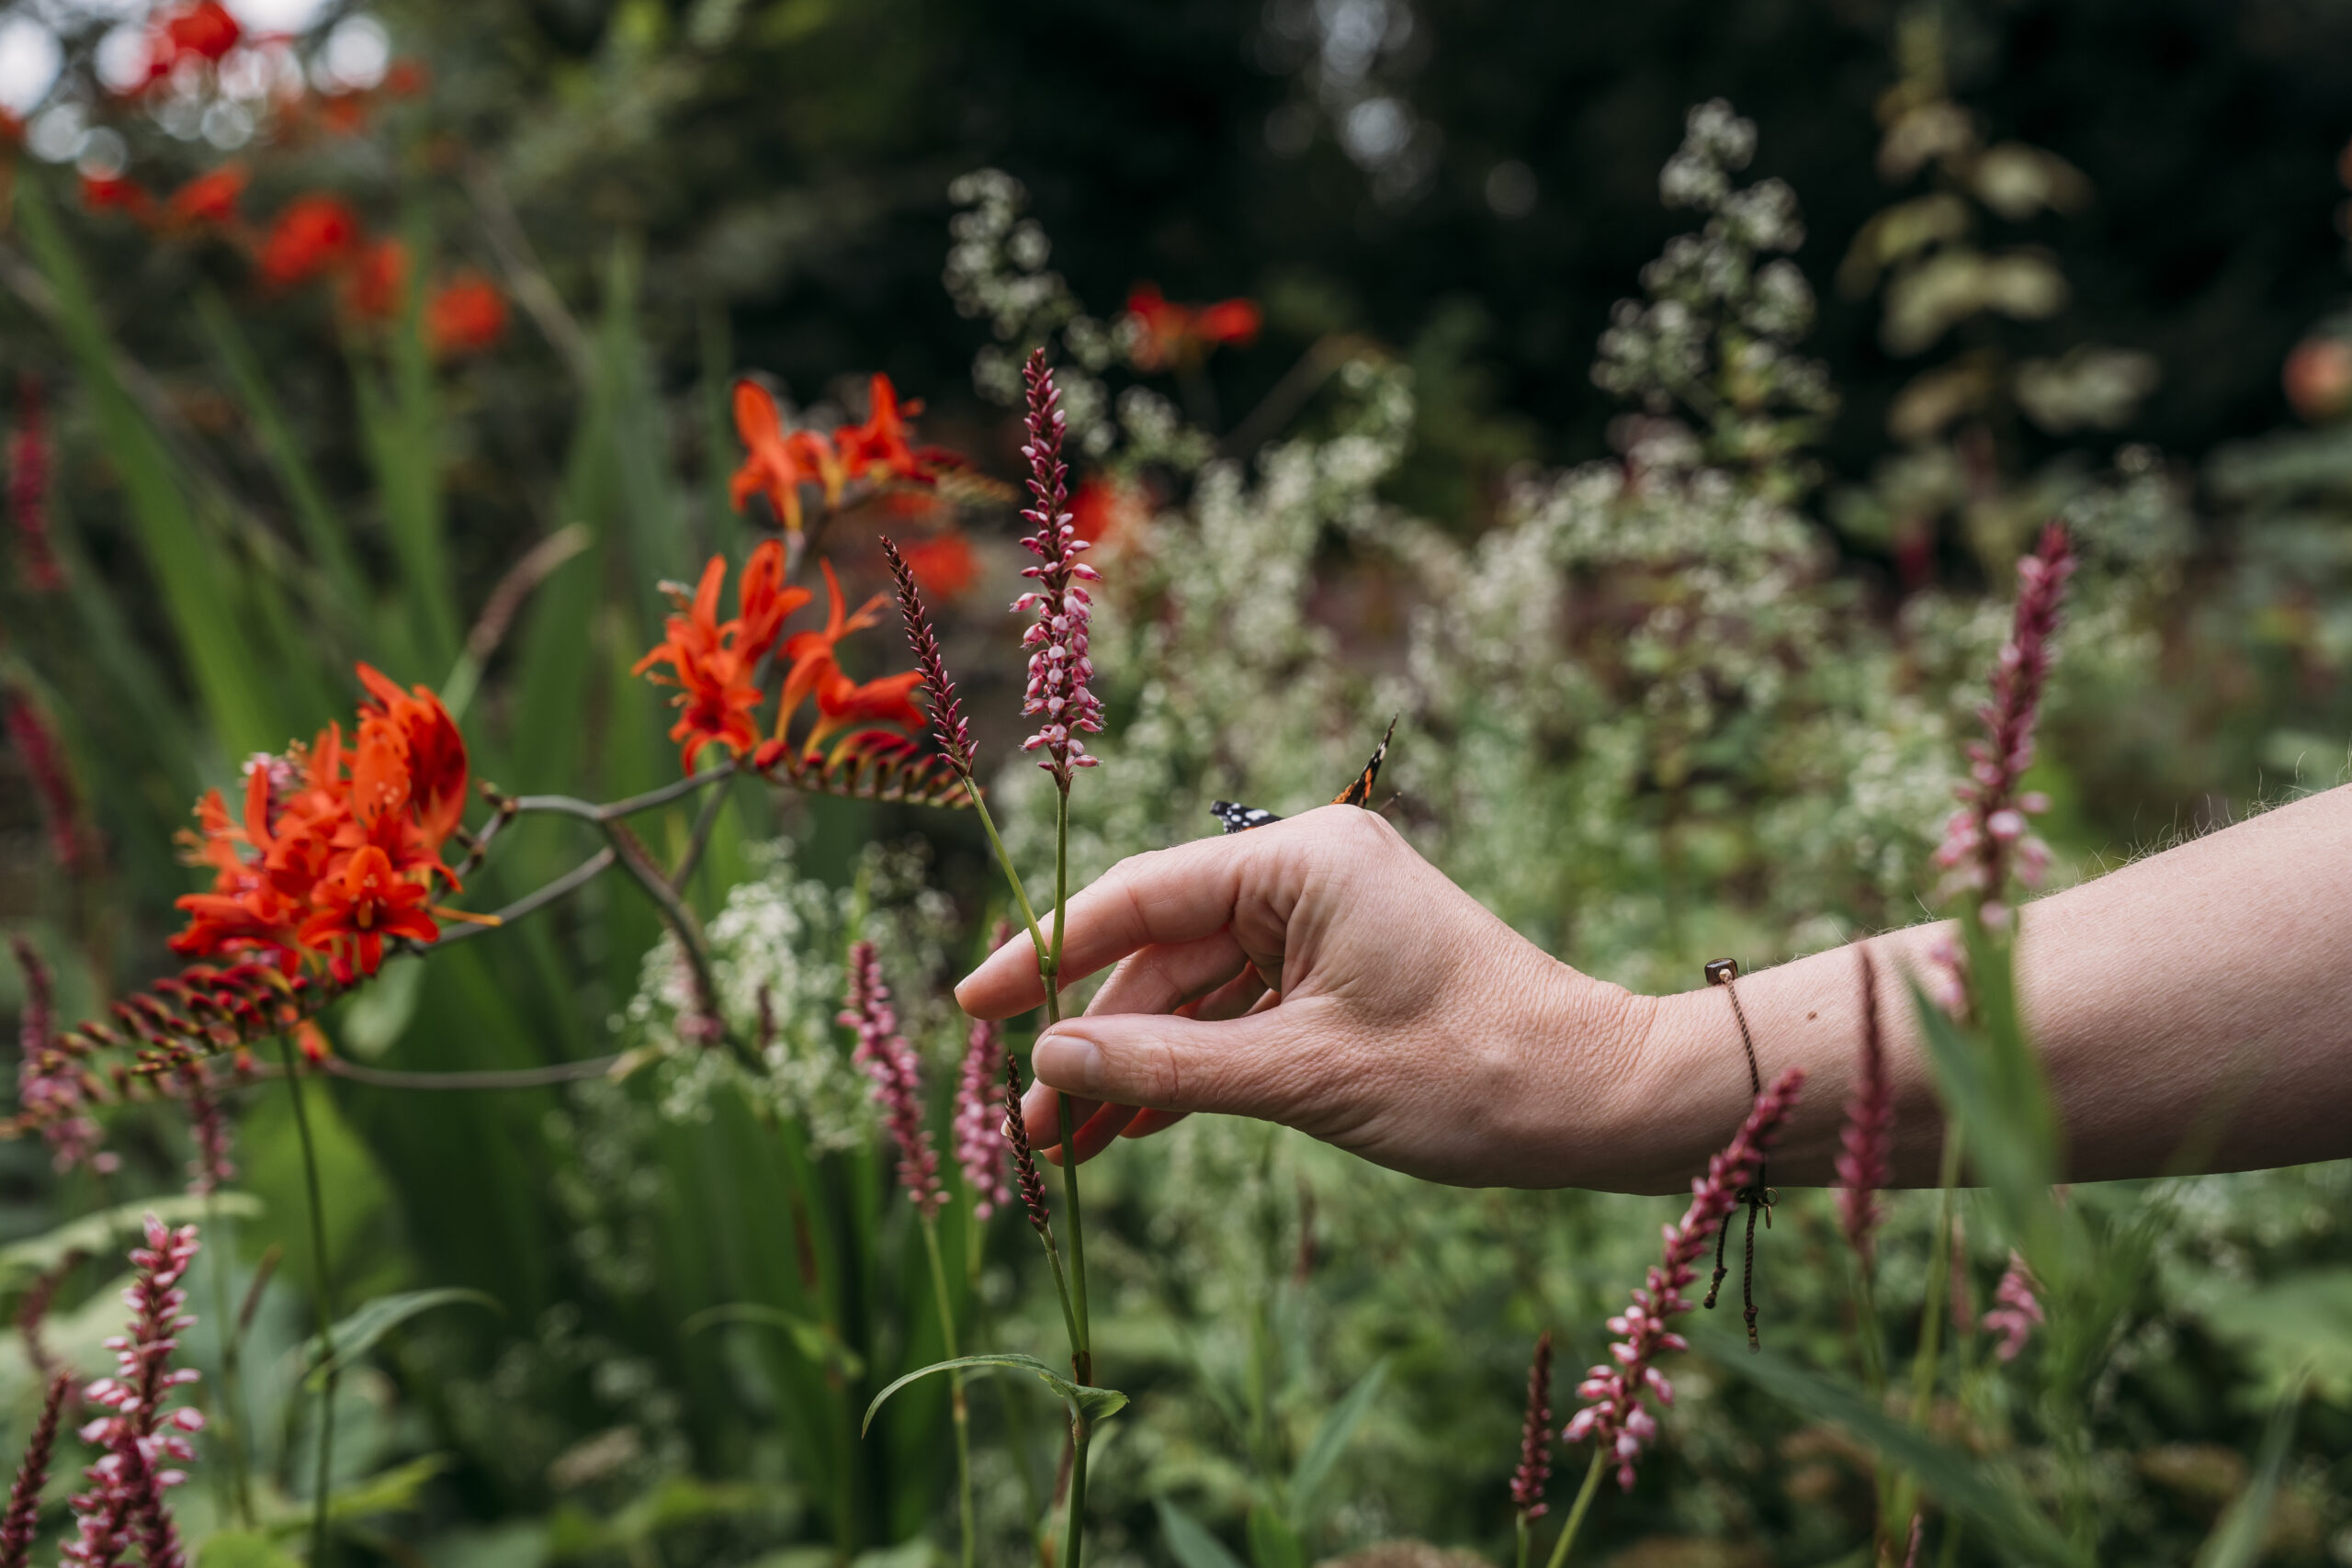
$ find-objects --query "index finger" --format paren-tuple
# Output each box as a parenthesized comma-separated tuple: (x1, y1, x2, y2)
(954, 814, 1317, 1019)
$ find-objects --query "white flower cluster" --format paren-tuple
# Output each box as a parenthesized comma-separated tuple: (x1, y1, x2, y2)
(1594, 100, 1835, 479)
(617, 839, 959, 1152)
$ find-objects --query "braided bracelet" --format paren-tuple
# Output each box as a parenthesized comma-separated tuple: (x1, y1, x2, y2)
(1700, 957, 1776, 1352)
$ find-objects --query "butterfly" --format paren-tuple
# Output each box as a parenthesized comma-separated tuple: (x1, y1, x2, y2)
(1209, 718, 1397, 833)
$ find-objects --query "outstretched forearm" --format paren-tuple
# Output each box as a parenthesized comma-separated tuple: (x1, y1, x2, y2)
(1611, 784, 2352, 1191)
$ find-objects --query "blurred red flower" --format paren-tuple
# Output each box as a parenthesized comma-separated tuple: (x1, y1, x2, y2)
(159, 0, 241, 64)
(1070, 472, 1148, 548)
(834, 373, 963, 486)
(2285, 337, 2352, 423)
(425, 274, 507, 358)
(895, 532, 978, 599)
(730, 379, 842, 534)
(258, 196, 363, 289)
(344, 238, 408, 322)
(164, 164, 245, 229)
(1126, 282, 1261, 371)
(81, 175, 154, 219)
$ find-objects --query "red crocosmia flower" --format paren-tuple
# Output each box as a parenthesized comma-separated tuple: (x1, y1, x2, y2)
(633, 540, 808, 773)
(424, 273, 506, 358)
(355, 663, 470, 854)
(169, 663, 478, 980)
(895, 532, 978, 599)
(805, 668, 925, 758)
(164, 164, 245, 228)
(382, 60, 429, 97)
(159, 0, 241, 63)
(775, 559, 888, 733)
(258, 196, 363, 288)
(1125, 282, 1261, 371)
(729, 378, 840, 534)
(343, 238, 408, 322)
(299, 844, 438, 982)
(1069, 473, 1148, 548)
(833, 373, 963, 486)
(81, 174, 154, 220)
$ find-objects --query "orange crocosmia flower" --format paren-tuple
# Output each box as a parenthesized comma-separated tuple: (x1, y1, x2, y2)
(164, 164, 244, 227)
(730, 378, 824, 533)
(383, 60, 430, 97)
(343, 238, 408, 322)
(298, 843, 439, 983)
(834, 373, 963, 486)
(355, 663, 470, 852)
(804, 667, 924, 757)
(896, 532, 978, 599)
(633, 541, 808, 773)
(775, 559, 888, 737)
(258, 195, 363, 289)
(425, 274, 506, 358)
(1125, 282, 1261, 371)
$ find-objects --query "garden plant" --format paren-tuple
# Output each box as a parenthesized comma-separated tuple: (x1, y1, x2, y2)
(3, 6, 2352, 1567)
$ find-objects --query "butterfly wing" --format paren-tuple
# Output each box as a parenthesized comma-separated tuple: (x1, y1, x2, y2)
(1330, 716, 1398, 808)
(1209, 801, 1283, 834)
(1210, 718, 1398, 833)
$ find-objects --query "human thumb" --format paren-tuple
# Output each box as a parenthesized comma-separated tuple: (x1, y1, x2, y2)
(1030, 1000, 1335, 1124)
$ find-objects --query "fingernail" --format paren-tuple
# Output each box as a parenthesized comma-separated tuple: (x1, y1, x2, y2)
(1033, 1028, 1103, 1092)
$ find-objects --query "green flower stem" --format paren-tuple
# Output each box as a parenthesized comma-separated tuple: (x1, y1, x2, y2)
(1050, 780, 1094, 1568)
(202, 1188, 256, 1527)
(277, 1034, 338, 1568)
(1516, 1513, 1531, 1568)
(962, 784, 1049, 1002)
(1541, 1452, 1607, 1568)
(920, 1217, 977, 1568)
(1889, 1132, 1967, 1542)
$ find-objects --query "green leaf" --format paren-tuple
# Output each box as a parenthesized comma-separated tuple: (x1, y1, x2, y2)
(683, 1303, 865, 1380)
(15, 178, 288, 754)
(860, 1353, 1126, 1436)
(304, 1288, 502, 1383)
(325, 1452, 453, 1522)
(0, 1193, 261, 1280)
(197, 1530, 304, 1568)
(1286, 1356, 1387, 1526)
(1694, 1325, 2079, 1565)
(1155, 1499, 1249, 1568)
(2200, 1269, 2352, 1406)
(1245, 1505, 1306, 1568)
(2192, 1379, 2303, 1568)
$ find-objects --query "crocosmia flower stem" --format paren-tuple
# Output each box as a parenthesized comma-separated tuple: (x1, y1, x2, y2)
(276, 1035, 338, 1568)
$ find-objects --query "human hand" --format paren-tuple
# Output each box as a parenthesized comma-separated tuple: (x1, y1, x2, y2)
(954, 806, 1668, 1189)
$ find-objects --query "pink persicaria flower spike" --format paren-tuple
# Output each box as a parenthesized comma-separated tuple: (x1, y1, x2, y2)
(1934, 522, 2077, 929)
(0, 1373, 70, 1568)
(954, 1016, 1011, 1217)
(1010, 348, 1103, 784)
(1834, 948, 1893, 1269)
(1510, 1329, 1554, 1518)
(1565, 1066, 1805, 1492)
(840, 942, 946, 1220)
(10, 936, 114, 1177)
(1982, 1252, 2044, 1362)
(66, 1214, 203, 1568)
(881, 536, 978, 777)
